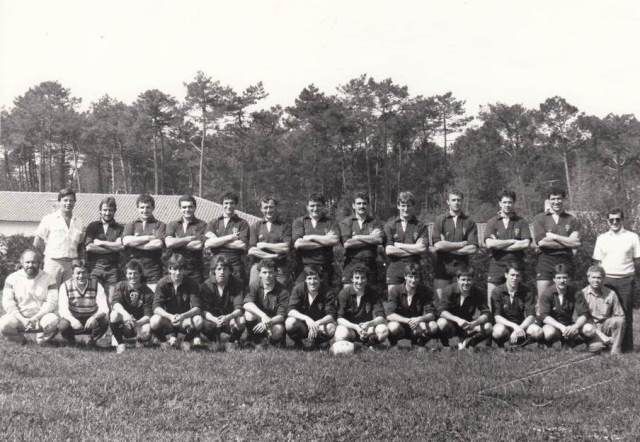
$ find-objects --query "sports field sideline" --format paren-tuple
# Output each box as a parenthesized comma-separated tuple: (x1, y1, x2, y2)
(1, 311, 639, 440)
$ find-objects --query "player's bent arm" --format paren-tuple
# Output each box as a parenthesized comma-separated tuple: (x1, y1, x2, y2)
(494, 314, 519, 330)
(178, 307, 201, 320)
(395, 240, 428, 254)
(315, 314, 334, 326)
(138, 239, 163, 250)
(165, 236, 194, 248)
(85, 244, 112, 254)
(433, 240, 468, 252)
(93, 238, 124, 251)
(337, 317, 360, 331)
(520, 315, 536, 329)
(451, 244, 478, 255)
(2, 286, 18, 316)
(550, 232, 581, 249)
(32, 236, 45, 254)
(365, 315, 386, 328)
(485, 238, 515, 249)
(186, 240, 203, 250)
(470, 313, 490, 326)
(439, 310, 467, 326)
(223, 308, 244, 322)
(112, 302, 131, 319)
(288, 309, 314, 324)
(503, 239, 531, 251)
(385, 245, 412, 257)
(225, 240, 247, 250)
(122, 235, 153, 247)
(258, 242, 290, 254)
(542, 316, 566, 332)
(153, 306, 175, 321)
(536, 238, 565, 249)
(248, 247, 279, 259)
(294, 239, 324, 250)
(418, 312, 436, 323)
(307, 234, 339, 247)
(386, 312, 409, 324)
(243, 302, 270, 322)
(136, 315, 150, 326)
(204, 234, 235, 249)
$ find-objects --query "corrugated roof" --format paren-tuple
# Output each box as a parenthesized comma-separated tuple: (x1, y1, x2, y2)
(0, 191, 260, 225)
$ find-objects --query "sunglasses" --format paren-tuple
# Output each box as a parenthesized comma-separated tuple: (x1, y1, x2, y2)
(607, 218, 622, 223)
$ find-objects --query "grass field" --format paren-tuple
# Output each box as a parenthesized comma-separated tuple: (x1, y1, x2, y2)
(2, 316, 640, 441)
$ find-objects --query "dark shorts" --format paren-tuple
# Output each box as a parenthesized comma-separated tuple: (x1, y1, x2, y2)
(342, 259, 378, 284)
(536, 254, 574, 280)
(487, 262, 508, 284)
(90, 267, 122, 288)
(433, 258, 468, 281)
(386, 261, 419, 285)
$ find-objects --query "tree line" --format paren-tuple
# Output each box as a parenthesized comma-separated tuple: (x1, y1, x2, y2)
(2, 72, 639, 222)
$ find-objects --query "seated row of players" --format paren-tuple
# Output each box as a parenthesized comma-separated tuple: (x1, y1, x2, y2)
(1, 249, 625, 354)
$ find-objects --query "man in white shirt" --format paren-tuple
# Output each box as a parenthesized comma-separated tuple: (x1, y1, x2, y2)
(593, 207, 640, 352)
(0, 250, 59, 344)
(33, 188, 86, 286)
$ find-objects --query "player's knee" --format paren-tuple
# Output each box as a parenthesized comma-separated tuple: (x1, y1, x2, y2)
(233, 316, 246, 331)
(482, 323, 492, 335)
(542, 324, 559, 341)
(40, 314, 59, 333)
(387, 321, 402, 336)
(492, 323, 508, 340)
(109, 310, 122, 323)
(324, 322, 336, 338)
(192, 315, 203, 330)
(436, 318, 450, 332)
(334, 325, 351, 341)
(149, 314, 164, 330)
(611, 317, 625, 330)
(244, 311, 259, 322)
(0, 317, 19, 335)
(270, 324, 285, 341)
(139, 324, 151, 341)
(284, 317, 298, 332)
(374, 323, 388, 339)
(581, 323, 596, 338)
(526, 324, 543, 341)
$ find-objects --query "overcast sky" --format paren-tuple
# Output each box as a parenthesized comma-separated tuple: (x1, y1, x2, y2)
(1, 0, 639, 118)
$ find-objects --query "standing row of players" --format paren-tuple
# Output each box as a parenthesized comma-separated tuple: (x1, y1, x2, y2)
(14, 186, 639, 352)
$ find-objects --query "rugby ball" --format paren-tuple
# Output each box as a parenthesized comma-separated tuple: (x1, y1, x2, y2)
(330, 340, 355, 355)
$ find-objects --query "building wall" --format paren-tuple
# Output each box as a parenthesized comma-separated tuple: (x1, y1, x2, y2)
(0, 221, 38, 237)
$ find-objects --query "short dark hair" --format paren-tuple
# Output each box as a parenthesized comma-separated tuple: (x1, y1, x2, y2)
(350, 264, 368, 280)
(99, 196, 117, 211)
(221, 192, 239, 204)
(308, 193, 325, 205)
(58, 187, 76, 202)
(125, 259, 144, 274)
(504, 261, 524, 274)
(448, 189, 464, 199)
(303, 265, 320, 278)
(71, 259, 87, 271)
(260, 195, 278, 206)
(178, 194, 196, 207)
(209, 255, 231, 271)
(397, 191, 415, 206)
(352, 191, 369, 204)
(136, 194, 155, 208)
(456, 267, 474, 278)
(498, 190, 516, 202)
(167, 254, 186, 270)
(403, 263, 420, 277)
(547, 186, 566, 199)
(607, 207, 624, 220)
(124, 259, 146, 283)
(257, 259, 277, 272)
(587, 265, 605, 277)
(553, 264, 570, 277)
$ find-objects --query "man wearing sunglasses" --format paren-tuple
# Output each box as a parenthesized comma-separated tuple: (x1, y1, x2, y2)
(593, 208, 640, 352)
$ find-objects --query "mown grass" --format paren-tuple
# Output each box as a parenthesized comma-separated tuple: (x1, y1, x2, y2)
(1, 339, 639, 441)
